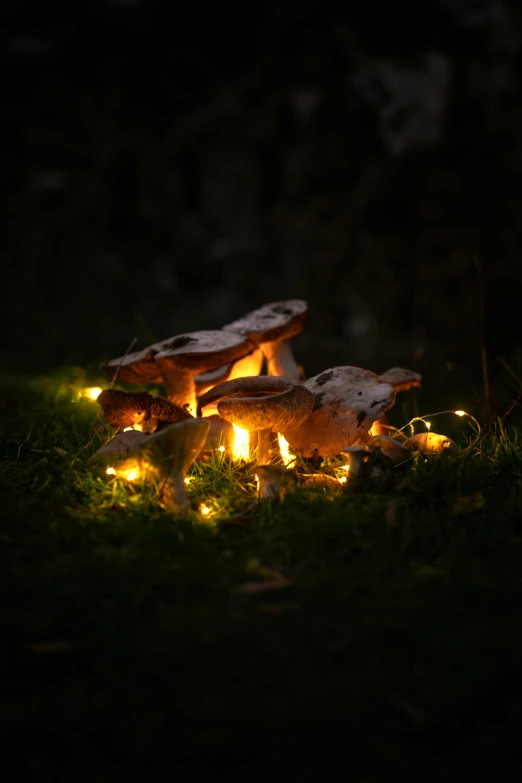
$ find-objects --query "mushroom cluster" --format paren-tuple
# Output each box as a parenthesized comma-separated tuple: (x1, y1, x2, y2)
(91, 298, 455, 513)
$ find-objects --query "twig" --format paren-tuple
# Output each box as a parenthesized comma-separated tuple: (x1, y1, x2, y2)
(15, 430, 32, 462)
(110, 337, 138, 389)
(472, 254, 492, 423)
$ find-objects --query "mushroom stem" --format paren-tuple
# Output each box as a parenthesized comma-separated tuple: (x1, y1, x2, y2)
(261, 340, 301, 380)
(162, 471, 189, 512)
(257, 428, 272, 466)
(162, 369, 196, 415)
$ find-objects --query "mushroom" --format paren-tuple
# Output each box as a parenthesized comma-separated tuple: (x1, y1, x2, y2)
(255, 465, 298, 501)
(281, 367, 396, 458)
(89, 430, 147, 464)
(195, 348, 264, 398)
(100, 331, 254, 415)
(368, 434, 412, 466)
(403, 432, 458, 456)
(96, 389, 193, 433)
(112, 418, 211, 511)
(378, 367, 422, 392)
(373, 368, 422, 435)
(197, 376, 315, 465)
(341, 444, 394, 484)
(222, 300, 307, 380)
(339, 445, 372, 477)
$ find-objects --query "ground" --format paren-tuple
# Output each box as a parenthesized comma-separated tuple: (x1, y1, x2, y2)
(1, 368, 522, 779)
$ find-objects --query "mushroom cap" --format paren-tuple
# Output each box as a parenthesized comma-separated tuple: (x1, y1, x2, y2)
(97, 389, 193, 432)
(129, 417, 211, 476)
(89, 430, 147, 464)
(100, 331, 254, 386)
(223, 300, 308, 345)
(403, 432, 458, 455)
(255, 464, 298, 499)
(197, 375, 315, 432)
(378, 367, 422, 393)
(368, 434, 412, 465)
(282, 366, 396, 458)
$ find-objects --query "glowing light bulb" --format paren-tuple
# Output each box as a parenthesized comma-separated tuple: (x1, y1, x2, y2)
(106, 467, 116, 475)
(126, 470, 138, 481)
(232, 424, 250, 461)
(338, 476, 347, 484)
(84, 387, 102, 400)
(425, 421, 432, 430)
(200, 504, 210, 516)
(454, 410, 466, 417)
(218, 445, 225, 452)
(277, 433, 294, 467)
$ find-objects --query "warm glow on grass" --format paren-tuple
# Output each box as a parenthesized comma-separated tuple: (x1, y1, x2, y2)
(277, 433, 294, 467)
(232, 424, 250, 461)
(106, 461, 141, 481)
(337, 464, 350, 484)
(123, 424, 144, 432)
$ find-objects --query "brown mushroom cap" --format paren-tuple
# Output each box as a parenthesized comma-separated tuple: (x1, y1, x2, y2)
(223, 300, 308, 345)
(282, 366, 396, 458)
(378, 367, 422, 393)
(100, 331, 254, 387)
(197, 376, 315, 432)
(97, 389, 193, 433)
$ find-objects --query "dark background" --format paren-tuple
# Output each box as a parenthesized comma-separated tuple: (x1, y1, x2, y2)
(4, 0, 522, 412)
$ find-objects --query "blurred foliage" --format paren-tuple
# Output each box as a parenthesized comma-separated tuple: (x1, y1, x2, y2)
(3, 0, 522, 414)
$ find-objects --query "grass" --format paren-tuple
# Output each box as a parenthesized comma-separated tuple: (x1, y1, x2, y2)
(2, 368, 522, 778)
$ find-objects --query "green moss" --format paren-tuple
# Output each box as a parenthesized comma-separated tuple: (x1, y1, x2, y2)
(2, 371, 522, 773)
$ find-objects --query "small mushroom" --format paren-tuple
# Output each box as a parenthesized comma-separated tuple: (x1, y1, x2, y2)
(340, 445, 372, 477)
(100, 331, 254, 415)
(372, 368, 422, 436)
(89, 430, 147, 464)
(378, 367, 422, 392)
(96, 389, 193, 433)
(116, 418, 211, 511)
(403, 432, 458, 456)
(255, 465, 298, 501)
(341, 445, 394, 484)
(197, 376, 315, 465)
(368, 434, 412, 466)
(222, 300, 307, 380)
(282, 367, 396, 458)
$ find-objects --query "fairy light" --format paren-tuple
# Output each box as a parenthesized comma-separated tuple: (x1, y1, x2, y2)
(336, 464, 350, 484)
(425, 421, 432, 430)
(232, 424, 250, 461)
(84, 387, 102, 400)
(454, 410, 466, 417)
(106, 467, 116, 475)
(218, 445, 225, 453)
(277, 433, 295, 467)
(200, 504, 210, 516)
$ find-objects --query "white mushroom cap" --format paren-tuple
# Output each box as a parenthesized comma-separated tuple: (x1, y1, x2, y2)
(368, 434, 412, 466)
(282, 367, 396, 458)
(403, 432, 458, 455)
